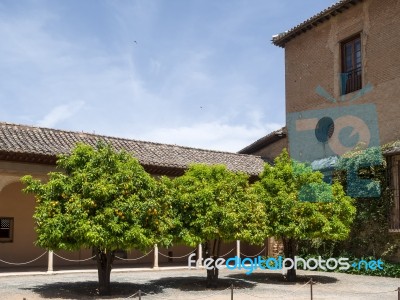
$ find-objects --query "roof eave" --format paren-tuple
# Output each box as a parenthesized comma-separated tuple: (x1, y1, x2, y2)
(383, 149, 400, 157)
(0, 151, 262, 178)
(272, 0, 363, 48)
(238, 128, 286, 154)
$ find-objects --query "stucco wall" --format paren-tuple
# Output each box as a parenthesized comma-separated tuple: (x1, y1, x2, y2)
(0, 161, 266, 270)
(249, 137, 288, 162)
(0, 181, 45, 266)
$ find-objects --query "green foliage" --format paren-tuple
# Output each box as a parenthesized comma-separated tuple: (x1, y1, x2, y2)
(291, 254, 400, 278)
(21, 142, 172, 252)
(170, 164, 266, 247)
(336, 147, 383, 197)
(336, 146, 394, 257)
(299, 145, 398, 261)
(342, 258, 400, 278)
(254, 149, 356, 241)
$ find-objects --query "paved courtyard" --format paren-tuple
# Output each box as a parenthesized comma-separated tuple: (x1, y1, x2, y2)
(0, 267, 399, 299)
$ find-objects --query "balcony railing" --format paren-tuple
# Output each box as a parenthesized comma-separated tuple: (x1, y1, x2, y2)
(340, 67, 362, 95)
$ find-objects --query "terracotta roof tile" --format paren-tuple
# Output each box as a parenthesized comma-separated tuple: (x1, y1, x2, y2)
(272, 0, 363, 47)
(238, 127, 286, 154)
(0, 122, 264, 176)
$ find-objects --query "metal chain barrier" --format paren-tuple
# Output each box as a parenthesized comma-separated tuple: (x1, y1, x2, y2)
(128, 290, 174, 300)
(235, 278, 312, 299)
(124, 290, 139, 299)
(53, 252, 95, 262)
(2, 252, 399, 299)
(122, 280, 400, 300)
(158, 249, 196, 259)
(219, 247, 235, 257)
(235, 289, 266, 299)
(184, 285, 232, 300)
(240, 247, 266, 258)
(136, 291, 171, 299)
(127, 285, 232, 300)
(115, 249, 153, 261)
(314, 282, 398, 295)
(0, 251, 48, 265)
(127, 281, 400, 300)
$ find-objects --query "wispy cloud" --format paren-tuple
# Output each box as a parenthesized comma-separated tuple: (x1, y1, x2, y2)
(1, 0, 317, 151)
(37, 101, 85, 128)
(134, 121, 282, 152)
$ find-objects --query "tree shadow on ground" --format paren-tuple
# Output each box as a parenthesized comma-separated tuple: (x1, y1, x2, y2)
(24, 276, 255, 299)
(227, 272, 338, 286)
(25, 281, 136, 299)
(147, 275, 255, 291)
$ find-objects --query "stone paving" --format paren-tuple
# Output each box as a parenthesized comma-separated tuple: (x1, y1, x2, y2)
(0, 267, 399, 299)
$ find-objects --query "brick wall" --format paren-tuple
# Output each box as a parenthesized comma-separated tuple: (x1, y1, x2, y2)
(285, 0, 400, 146)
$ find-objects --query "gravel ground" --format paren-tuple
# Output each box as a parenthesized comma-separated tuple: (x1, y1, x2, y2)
(0, 267, 399, 300)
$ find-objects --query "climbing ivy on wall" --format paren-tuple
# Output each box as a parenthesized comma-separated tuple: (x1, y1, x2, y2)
(299, 143, 399, 260)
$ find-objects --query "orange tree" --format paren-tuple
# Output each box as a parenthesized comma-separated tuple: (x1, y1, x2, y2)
(253, 149, 356, 282)
(168, 164, 266, 287)
(21, 142, 173, 295)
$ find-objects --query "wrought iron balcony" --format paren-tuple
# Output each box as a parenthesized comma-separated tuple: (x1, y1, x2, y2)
(340, 67, 362, 95)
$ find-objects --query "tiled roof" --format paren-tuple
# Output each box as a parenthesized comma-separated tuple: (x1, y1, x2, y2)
(385, 147, 400, 155)
(383, 141, 400, 156)
(272, 0, 363, 47)
(0, 122, 264, 176)
(238, 127, 286, 155)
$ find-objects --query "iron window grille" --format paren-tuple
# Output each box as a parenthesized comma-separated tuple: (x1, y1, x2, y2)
(0, 217, 13, 242)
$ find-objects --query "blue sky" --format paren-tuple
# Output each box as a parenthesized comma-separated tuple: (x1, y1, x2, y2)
(0, 0, 335, 152)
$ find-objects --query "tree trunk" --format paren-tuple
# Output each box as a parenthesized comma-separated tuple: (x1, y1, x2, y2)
(206, 265, 219, 288)
(95, 248, 115, 295)
(204, 239, 221, 288)
(282, 238, 297, 282)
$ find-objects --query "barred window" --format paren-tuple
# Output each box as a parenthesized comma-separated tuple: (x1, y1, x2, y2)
(0, 217, 13, 242)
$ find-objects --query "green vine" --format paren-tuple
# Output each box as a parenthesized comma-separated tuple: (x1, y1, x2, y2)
(299, 143, 399, 261)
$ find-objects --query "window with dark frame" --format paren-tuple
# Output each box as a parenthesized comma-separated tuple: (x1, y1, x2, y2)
(398, 163, 400, 229)
(389, 160, 400, 231)
(0, 217, 13, 242)
(341, 35, 362, 95)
